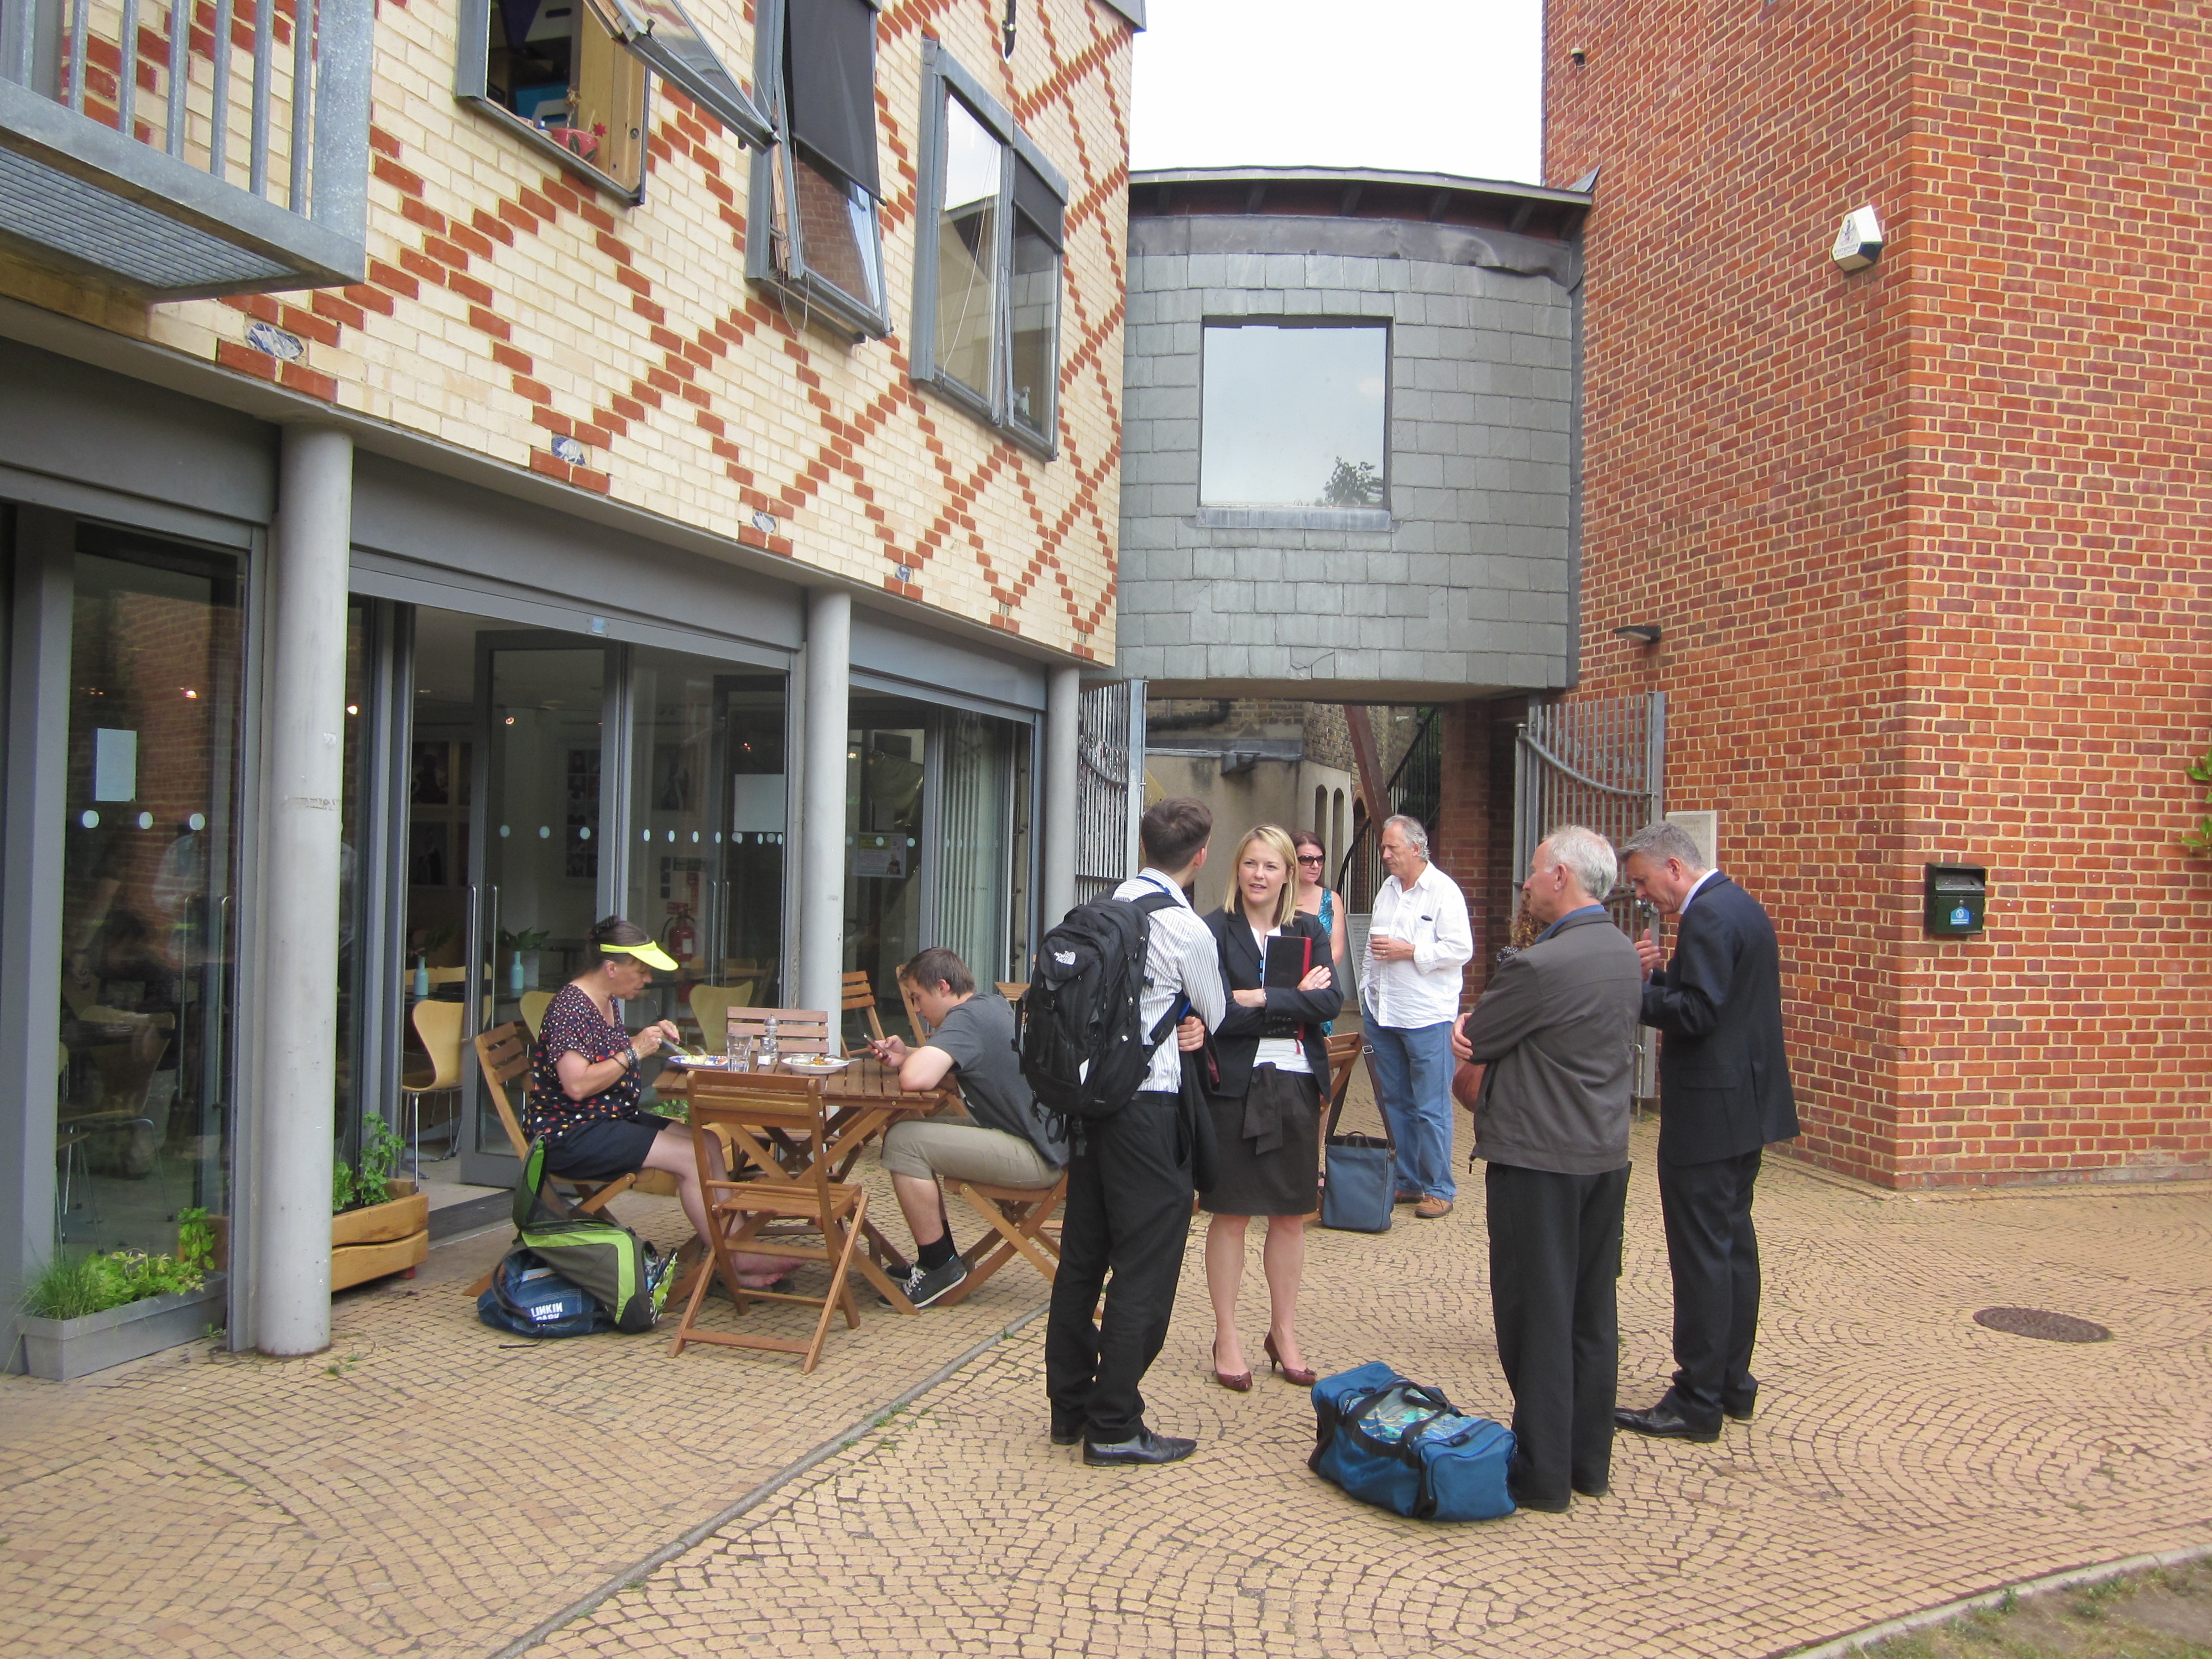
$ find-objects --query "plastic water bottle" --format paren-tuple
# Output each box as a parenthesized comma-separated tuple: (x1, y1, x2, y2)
(759, 1018, 779, 1070)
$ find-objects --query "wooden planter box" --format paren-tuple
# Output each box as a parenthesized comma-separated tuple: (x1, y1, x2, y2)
(332, 1180, 430, 1291)
(16, 1273, 227, 1381)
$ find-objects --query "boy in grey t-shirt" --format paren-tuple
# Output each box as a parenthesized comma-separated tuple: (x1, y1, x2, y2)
(868, 947, 1067, 1307)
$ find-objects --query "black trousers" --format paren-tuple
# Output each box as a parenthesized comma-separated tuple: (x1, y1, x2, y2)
(1485, 1161, 1630, 1503)
(1655, 1148, 1764, 1430)
(1045, 1092, 1192, 1443)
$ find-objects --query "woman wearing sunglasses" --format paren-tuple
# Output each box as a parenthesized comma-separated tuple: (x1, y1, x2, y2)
(1291, 830, 1350, 1027)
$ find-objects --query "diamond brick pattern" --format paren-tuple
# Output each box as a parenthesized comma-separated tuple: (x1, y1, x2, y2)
(115, 0, 1136, 659)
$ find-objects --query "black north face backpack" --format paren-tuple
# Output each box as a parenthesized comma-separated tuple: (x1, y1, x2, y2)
(1018, 887, 1180, 1121)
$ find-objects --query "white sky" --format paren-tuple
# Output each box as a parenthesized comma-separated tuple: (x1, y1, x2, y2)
(1129, 0, 1546, 186)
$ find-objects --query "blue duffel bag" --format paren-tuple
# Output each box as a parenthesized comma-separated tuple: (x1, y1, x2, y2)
(1308, 1361, 1517, 1521)
(476, 1246, 615, 1339)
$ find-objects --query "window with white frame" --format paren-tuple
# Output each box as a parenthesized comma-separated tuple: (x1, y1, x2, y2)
(746, 0, 890, 337)
(455, 0, 771, 202)
(913, 41, 1068, 453)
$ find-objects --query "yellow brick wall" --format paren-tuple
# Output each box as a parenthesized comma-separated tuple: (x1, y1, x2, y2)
(25, 0, 1133, 660)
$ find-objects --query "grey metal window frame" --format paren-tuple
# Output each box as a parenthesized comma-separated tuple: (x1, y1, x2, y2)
(909, 39, 1067, 459)
(1197, 315, 1394, 512)
(454, 0, 655, 207)
(744, 0, 893, 341)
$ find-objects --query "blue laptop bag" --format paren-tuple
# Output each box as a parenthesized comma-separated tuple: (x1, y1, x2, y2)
(1308, 1361, 1517, 1521)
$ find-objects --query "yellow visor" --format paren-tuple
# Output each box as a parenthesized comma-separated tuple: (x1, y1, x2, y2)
(600, 940, 678, 971)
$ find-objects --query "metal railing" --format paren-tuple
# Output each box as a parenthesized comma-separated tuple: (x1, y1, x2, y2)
(1073, 679, 1145, 906)
(1335, 705, 1440, 910)
(0, 0, 371, 294)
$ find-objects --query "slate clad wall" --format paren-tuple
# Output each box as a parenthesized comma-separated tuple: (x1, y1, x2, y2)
(1117, 212, 1580, 699)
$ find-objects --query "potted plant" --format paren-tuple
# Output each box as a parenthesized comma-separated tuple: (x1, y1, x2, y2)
(331, 1119, 430, 1291)
(14, 1208, 225, 1381)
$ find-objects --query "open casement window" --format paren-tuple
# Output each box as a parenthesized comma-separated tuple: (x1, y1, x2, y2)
(458, 0, 768, 203)
(745, 0, 891, 339)
(912, 42, 1068, 456)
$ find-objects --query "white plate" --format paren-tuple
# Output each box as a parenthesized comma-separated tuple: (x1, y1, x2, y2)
(780, 1056, 852, 1074)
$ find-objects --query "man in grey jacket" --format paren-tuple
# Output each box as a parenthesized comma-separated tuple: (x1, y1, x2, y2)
(1452, 826, 1645, 1512)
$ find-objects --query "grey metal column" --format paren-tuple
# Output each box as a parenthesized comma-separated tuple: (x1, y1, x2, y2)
(797, 588, 850, 1017)
(0, 510, 71, 1343)
(249, 426, 353, 1357)
(1041, 664, 1079, 926)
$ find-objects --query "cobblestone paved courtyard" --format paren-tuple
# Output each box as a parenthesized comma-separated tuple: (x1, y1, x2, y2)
(5, 1103, 2209, 1659)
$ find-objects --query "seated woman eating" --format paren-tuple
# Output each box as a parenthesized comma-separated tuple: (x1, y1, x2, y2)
(524, 915, 799, 1287)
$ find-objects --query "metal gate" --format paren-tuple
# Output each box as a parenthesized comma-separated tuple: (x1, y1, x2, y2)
(1512, 692, 1666, 891)
(1514, 692, 1667, 1098)
(1074, 678, 1146, 904)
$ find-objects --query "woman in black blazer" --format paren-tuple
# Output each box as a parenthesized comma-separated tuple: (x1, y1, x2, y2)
(1182, 824, 1341, 1390)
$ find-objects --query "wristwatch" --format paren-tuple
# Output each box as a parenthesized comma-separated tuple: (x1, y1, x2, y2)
(622, 1044, 639, 1068)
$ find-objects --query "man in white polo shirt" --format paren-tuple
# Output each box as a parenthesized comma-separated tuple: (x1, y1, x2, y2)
(1361, 814, 1475, 1218)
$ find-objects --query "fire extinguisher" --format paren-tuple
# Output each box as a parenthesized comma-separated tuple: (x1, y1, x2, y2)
(666, 907, 697, 963)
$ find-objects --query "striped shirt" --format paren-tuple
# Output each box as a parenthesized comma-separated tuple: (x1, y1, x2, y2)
(1114, 869, 1228, 1095)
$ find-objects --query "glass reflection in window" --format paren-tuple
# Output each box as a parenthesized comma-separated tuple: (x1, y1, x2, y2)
(1200, 322, 1390, 508)
(1008, 212, 1058, 439)
(789, 149, 884, 314)
(935, 93, 1001, 398)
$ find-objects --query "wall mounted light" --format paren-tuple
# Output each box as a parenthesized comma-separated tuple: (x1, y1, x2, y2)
(1613, 623, 1662, 645)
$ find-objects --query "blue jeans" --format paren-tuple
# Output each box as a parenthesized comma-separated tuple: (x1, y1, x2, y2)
(1366, 1020, 1457, 1201)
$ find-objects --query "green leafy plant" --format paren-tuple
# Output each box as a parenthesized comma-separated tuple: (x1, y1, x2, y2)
(23, 1246, 206, 1319)
(498, 927, 550, 952)
(176, 1207, 216, 1274)
(332, 1118, 409, 1214)
(2185, 747, 2212, 856)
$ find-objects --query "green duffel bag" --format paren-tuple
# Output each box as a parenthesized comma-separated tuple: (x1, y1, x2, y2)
(510, 1140, 675, 1334)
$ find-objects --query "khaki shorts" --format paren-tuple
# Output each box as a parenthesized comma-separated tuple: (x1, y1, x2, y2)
(881, 1119, 1060, 1188)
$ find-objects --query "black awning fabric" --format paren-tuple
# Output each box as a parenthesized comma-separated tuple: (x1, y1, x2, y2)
(785, 0, 880, 198)
(1013, 155, 1065, 249)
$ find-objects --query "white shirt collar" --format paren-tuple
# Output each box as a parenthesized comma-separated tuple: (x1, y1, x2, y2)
(1681, 869, 1723, 912)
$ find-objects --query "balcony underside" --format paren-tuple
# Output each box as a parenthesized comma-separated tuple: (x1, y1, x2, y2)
(0, 80, 363, 299)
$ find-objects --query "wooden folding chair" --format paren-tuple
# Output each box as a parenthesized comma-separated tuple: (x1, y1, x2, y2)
(465, 1022, 669, 1297)
(897, 968, 935, 1041)
(840, 971, 888, 1055)
(935, 1171, 1067, 1307)
(725, 1005, 833, 1058)
(674, 1071, 903, 1370)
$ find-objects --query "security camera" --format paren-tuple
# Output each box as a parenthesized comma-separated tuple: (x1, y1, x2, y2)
(1832, 205, 1884, 272)
(1569, 44, 1587, 64)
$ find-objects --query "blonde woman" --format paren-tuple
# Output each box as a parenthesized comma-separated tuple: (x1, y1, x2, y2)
(1178, 825, 1341, 1389)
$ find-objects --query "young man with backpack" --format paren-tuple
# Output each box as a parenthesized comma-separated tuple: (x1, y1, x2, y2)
(1036, 797, 1227, 1466)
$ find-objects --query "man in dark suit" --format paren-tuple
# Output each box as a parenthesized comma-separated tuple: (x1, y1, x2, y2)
(1452, 826, 1645, 1511)
(1614, 821, 1799, 1443)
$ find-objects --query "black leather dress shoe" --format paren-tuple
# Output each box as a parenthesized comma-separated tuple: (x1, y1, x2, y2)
(1050, 1411, 1086, 1447)
(1083, 1428, 1197, 1467)
(1723, 1397, 1756, 1422)
(1571, 1479, 1610, 1499)
(1614, 1403, 1721, 1443)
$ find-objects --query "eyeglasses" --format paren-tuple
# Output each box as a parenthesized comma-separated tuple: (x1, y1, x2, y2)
(1296, 854, 1325, 865)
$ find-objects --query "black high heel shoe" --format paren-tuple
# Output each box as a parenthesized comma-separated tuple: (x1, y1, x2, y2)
(1264, 1332, 1317, 1387)
(1212, 1338, 1253, 1392)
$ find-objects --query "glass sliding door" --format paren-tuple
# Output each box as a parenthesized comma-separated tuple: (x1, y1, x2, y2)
(938, 710, 1017, 984)
(845, 697, 928, 1040)
(56, 529, 241, 1253)
(623, 650, 789, 1038)
(463, 639, 609, 1183)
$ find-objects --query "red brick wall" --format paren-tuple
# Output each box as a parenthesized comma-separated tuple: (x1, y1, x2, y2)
(1543, 0, 2212, 1186)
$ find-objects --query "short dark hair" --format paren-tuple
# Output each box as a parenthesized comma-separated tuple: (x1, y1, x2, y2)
(588, 915, 652, 950)
(1140, 796, 1212, 871)
(902, 947, 975, 998)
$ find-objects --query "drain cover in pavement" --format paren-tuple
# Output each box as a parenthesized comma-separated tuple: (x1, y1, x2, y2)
(1973, 1306, 2111, 1343)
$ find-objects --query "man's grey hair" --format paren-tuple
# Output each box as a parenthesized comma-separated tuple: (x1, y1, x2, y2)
(1381, 814, 1429, 857)
(1621, 821, 1708, 874)
(1538, 826, 1618, 902)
